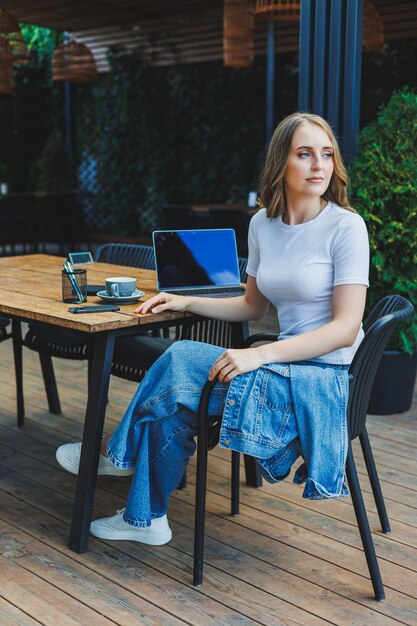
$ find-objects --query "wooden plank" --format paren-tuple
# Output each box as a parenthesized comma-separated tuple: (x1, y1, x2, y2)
(367, 419, 417, 448)
(0, 596, 40, 626)
(0, 556, 116, 626)
(0, 521, 191, 626)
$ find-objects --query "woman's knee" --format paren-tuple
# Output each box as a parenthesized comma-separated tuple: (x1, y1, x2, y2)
(161, 340, 223, 380)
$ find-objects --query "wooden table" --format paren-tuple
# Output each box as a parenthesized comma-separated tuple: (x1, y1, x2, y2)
(0, 254, 193, 553)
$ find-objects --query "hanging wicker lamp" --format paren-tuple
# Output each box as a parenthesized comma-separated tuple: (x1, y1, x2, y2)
(224, 0, 254, 67)
(52, 40, 98, 82)
(254, 0, 300, 22)
(362, 0, 384, 53)
(0, 40, 13, 93)
(0, 8, 29, 65)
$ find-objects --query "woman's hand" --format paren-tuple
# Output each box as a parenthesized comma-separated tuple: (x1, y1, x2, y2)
(209, 347, 264, 383)
(134, 292, 191, 315)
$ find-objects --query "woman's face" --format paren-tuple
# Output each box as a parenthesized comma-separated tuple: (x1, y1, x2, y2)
(284, 123, 334, 200)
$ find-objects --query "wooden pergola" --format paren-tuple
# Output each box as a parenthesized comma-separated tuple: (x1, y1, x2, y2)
(5, 0, 417, 160)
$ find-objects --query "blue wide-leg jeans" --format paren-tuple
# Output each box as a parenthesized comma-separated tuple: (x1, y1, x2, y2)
(108, 341, 227, 527)
(107, 340, 350, 527)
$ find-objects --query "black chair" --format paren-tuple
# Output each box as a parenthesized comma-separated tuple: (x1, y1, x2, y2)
(15, 244, 157, 426)
(0, 317, 11, 342)
(193, 295, 415, 600)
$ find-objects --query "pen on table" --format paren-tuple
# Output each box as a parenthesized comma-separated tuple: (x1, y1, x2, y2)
(63, 261, 84, 301)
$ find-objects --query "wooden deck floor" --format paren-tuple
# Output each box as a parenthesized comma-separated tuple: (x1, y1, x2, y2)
(0, 324, 416, 625)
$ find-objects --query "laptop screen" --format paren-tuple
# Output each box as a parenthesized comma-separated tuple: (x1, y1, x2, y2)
(153, 229, 241, 290)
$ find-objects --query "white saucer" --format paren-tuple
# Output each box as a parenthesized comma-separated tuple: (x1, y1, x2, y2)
(97, 289, 145, 304)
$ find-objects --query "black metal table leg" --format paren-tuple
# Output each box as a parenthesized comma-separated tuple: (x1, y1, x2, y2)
(69, 331, 115, 553)
(12, 319, 25, 427)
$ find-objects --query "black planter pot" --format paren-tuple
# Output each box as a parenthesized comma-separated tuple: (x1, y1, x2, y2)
(368, 351, 417, 415)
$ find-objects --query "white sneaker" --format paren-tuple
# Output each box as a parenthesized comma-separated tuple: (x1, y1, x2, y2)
(56, 442, 134, 477)
(90, 509, 172, 545)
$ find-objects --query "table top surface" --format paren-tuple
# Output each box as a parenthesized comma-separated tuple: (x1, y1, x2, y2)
(0, 254, 188, 333)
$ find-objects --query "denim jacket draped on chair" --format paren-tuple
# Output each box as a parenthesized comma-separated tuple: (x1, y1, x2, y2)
(219, 361, 350, 499)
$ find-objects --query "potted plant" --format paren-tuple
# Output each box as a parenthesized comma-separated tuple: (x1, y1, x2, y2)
(349, 87, 416, 414)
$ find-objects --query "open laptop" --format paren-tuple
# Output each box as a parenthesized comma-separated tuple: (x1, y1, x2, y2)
(153, 229, 245, 297)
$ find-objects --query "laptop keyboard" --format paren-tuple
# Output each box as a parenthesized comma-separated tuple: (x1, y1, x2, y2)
(165, 286, 244, 296)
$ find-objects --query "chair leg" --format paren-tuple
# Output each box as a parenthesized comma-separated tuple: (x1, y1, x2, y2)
(231, 451, 240, 516)
(39, 352, 62, 414)
(193, 380, 216, 586)
(346, 443, 385, 601)
(177, 470, 187, 490)
(359, 429, 391, 533)
(12, 320, 25, 427)
(244, 454, 263, 487)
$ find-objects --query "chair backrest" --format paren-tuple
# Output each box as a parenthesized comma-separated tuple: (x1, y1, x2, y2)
(238, 257, 248, 283)
(347, 295, 414, 439)
(94, 243, 155, 270)
(0, 316, 11, 341)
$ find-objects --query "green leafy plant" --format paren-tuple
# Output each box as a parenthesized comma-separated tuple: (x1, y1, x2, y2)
(349, 87, 417, 353)
(20, 24, 61, 66)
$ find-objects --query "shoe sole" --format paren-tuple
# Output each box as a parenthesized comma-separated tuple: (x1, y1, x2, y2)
(56, 448, 134, 477)
(90, 526, 172, 545)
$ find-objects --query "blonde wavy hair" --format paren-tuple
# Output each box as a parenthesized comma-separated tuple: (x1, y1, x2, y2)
(259, 112, 354, 218)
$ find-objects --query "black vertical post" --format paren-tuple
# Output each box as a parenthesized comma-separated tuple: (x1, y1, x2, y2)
(342, 0, 363, 162)
(65, 80, 72, 157)
(298, 0, 364, 163)
(265, 20, 275, 144)
(298, 0, 313, 111)
(312, 0, 326, 115)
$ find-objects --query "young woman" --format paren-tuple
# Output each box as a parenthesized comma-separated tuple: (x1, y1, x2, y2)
(56, 112, 369, 546)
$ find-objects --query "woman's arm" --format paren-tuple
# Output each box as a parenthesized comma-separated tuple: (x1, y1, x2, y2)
(134, 275, 270, 322)
(209, 284, 367, 382)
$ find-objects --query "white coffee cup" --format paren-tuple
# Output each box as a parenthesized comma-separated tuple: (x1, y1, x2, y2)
(105, 276, 136, 297)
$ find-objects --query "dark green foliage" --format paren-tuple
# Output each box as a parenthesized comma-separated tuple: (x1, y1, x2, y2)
(361, 39, 417, 128)
(0, 161, 9, 183)
(77, 47, 298, 236)
(349, 88, 417, 353)
(29, 130, 76, 193)
(20, 24, 61, 67)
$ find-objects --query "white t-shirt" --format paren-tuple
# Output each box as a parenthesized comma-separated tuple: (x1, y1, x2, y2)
(246, 202, 369, 364)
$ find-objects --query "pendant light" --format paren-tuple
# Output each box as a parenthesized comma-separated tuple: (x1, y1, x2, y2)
(52, 40, 98, 83)
(254, 0, 300, 22)
(223, 0, 254, 67)
(363, 1, 384, 53)
(0, 8, 29, 64)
